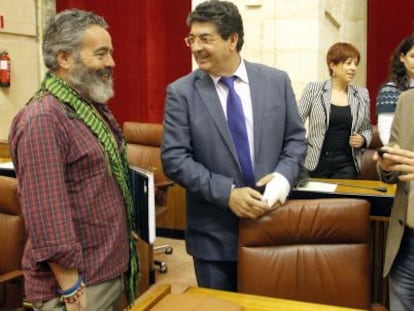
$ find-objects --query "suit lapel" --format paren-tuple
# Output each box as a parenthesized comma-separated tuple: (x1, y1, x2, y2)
(194, 70, 239, 161)
(245, 61, 265, 164)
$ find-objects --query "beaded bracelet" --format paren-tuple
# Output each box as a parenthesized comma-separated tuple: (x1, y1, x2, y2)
(57, 276, 83, 296)
(60, 282, 85, 304)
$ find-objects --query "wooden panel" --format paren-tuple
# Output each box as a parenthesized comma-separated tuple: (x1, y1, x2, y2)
(0, 0, 36, 36)
(370, 217, 389, 307)
(130, 283, 171, 311)
(0, 141, 10, 158)
(157, 184, 186, 230)
(120, 237, 154, 310)
(137, 237, 152, 295)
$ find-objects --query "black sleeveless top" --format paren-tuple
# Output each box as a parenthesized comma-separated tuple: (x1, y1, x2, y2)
(322, 105, 352, 154)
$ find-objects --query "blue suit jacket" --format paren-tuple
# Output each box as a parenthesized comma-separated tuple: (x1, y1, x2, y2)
(161, 60, 307, 261)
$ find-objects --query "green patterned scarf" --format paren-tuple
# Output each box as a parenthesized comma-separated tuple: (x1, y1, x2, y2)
(38, 72, 139, 305)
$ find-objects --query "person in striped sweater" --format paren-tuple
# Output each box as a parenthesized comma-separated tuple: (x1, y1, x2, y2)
(376, 34, 414, 145)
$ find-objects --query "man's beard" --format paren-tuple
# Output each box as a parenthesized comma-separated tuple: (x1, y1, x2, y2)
(67, 57, 114, 104)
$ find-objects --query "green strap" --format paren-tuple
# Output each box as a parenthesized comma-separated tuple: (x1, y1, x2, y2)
(40, 72, 139, 304)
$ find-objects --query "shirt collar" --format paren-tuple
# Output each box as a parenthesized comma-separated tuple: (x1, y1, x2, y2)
(210, 59, 249, 86)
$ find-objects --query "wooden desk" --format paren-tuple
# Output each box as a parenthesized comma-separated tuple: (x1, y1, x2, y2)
(290, 178, 395, 217)
(290, 178, 393, 307)
(131, 284, 171, 311)
(0, 157, 10, 163)
(0, 140, 10, 158)
(184, 287, 365, 311)
(132, 284, 366, 310)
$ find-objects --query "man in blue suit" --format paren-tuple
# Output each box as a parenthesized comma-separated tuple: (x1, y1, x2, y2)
(161, 0, 306, 292)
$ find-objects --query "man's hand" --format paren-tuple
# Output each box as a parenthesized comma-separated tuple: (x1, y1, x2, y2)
(374, 145, 414, 181)
(228, 187, 269, 219)
(65, 293, 87, 311)
(372, 145, 400, 172)
(47, 263, 87, 310)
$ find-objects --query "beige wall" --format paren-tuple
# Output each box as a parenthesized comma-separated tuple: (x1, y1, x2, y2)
(0, 0, 39, 140)
(192, 0, 367, 101)
(0, 0, 367, 140)
(0, 0, 54, 141)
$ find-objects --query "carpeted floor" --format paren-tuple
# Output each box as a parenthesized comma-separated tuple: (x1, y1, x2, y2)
(153, 237, 197, 293)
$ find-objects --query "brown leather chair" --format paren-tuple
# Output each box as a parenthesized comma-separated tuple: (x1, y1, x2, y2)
(359, 125, 383, 180)
(0, 176, 26, 309)
(238, 198, 386, 310)
(123, 121, 174, 274)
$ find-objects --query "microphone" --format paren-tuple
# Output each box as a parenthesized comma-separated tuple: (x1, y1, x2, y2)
(335, 183, 388, 193)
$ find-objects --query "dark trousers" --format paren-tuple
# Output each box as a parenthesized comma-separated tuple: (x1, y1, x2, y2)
(310, 152, 357, 179)
(193, 258, 238, 292)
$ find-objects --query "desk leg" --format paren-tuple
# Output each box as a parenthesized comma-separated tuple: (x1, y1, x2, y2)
(370, 216, 389, 308)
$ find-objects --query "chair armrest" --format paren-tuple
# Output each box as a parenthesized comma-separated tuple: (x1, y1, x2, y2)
(155, 181, 174, 190)
(0, 269, 23, 283)
(130, 283, 171, 311)
(155, 181, 174, 206)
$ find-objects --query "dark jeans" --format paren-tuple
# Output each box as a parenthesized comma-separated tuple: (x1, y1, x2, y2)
(310, 152, 357, 179)
(193, 258, 237, 292)
(389, 227, 414, 311)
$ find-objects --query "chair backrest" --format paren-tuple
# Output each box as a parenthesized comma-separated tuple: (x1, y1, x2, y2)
(123, 121, 168, 184)
(238, 198, 371, 310)
(0, 175, 26, 275)
(121, 122, 169, 304)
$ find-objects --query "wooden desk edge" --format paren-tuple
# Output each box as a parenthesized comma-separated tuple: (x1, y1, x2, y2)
(184, 286, 366, 311)
(130, 283, 171, 311)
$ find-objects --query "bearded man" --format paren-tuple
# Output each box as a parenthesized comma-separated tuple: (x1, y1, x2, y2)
(9, 9, 138, 310)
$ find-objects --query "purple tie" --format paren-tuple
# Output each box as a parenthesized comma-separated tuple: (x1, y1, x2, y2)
(220, 76, 255, 187)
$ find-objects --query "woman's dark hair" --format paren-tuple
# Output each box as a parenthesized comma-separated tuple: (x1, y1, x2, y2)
(326, 42, 360, 77)
(186, 0, 244, 52)
(388, 35, 414, 90)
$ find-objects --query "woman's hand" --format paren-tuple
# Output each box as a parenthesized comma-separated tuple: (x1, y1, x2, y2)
(349, 133, 365, 148)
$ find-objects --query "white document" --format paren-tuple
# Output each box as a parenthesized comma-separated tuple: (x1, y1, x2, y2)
(295, 181, 338, 193)
(129, 165, 155, 244)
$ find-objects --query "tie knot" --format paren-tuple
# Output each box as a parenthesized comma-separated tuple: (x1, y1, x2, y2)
(219, 76, 237, 90)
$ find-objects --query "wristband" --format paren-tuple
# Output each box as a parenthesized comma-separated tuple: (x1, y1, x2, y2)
(60, 282, 85, 304)
(57, 276, 83, 296)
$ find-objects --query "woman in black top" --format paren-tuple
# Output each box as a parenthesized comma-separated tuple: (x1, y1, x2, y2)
(298, 42, 372, 179)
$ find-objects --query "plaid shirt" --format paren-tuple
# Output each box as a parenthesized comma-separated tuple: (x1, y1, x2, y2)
(9, 94, 129, 302)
